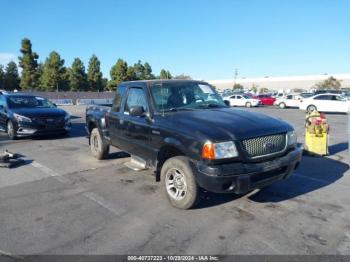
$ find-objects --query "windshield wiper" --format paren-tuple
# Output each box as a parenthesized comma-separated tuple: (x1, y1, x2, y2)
(163, 108, 196, 112)
(198, 103, 225, 109)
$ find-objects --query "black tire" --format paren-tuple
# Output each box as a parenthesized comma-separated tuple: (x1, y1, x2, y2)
(7, 120, 17, 140)
(245, 102, 252, 108)
(90, 128, 109, 160)
(307, 105, 317, 114)
(161, 156, 200, 209)
(279, 102, 286, 109)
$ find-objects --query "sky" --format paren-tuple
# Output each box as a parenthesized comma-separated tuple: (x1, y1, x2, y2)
(0, 0, 349, 80)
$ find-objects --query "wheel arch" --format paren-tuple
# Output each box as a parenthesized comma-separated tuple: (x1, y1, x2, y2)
(156, 142, 187, 181)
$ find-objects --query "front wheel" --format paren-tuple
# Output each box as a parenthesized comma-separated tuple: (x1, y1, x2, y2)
(279, 102, 286, 109)
(90, 128, 109, 160)
(161, 156, 200, 209)
(7, 120, 17, 140)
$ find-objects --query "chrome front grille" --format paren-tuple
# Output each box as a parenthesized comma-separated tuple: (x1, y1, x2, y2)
(241, 133, 287, 159)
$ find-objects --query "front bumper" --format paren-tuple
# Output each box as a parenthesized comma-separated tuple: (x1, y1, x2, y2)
(194, 147, 302, 194)
(16, 121, 71, 137)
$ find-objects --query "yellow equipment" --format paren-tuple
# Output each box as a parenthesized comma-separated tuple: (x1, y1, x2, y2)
(304, 110, 329, 156)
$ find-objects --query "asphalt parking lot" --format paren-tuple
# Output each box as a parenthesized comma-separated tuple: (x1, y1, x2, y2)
(0, 105, 349, 255)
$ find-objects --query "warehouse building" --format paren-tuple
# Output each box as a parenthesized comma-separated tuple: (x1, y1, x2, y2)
(208, 74, 350, 92)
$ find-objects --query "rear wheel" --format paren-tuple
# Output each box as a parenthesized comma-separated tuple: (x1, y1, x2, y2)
(279, 102, 286, 109)
(90, 128, 109, 160)
(161, 156, 200, 209)
(7, 120, 16, 140)
(307, 105, 317, 113)
(245, 102, 252, 108)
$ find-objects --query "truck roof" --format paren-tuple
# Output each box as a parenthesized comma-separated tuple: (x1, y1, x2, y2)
(120, 79, 210, 87)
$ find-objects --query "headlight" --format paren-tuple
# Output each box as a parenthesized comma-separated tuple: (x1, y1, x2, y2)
(64, 113, 71, 121)
(13, 113, 32, 123)
(202, 141, 238, 160)
(287, 131, 297, 146)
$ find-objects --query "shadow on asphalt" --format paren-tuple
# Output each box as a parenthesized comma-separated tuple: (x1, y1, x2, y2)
(329, 142, 348, 155)
(249, 155, 348, 203)
(195, 191, 244, 209)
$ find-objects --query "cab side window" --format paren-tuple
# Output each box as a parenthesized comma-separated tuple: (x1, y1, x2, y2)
(286, 95, 293, 99)
(124, 88, 148, 114)
(111, 85, 126, 112)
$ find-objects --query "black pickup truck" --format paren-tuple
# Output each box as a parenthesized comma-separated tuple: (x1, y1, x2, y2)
(86, 80, 302, 209)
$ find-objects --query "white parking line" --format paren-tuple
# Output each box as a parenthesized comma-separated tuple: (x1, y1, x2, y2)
(31, 161, 71, 184)
(30, 161, 125, 217)
(83, 192, 125, 217)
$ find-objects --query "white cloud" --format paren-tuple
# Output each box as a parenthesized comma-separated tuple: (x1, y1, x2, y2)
(0, 53, 18, 66)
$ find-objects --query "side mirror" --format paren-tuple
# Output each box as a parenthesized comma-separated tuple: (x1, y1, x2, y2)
(129, 106, 145, 117)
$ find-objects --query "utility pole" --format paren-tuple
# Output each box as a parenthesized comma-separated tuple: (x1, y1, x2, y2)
(233, 68, 238, 90)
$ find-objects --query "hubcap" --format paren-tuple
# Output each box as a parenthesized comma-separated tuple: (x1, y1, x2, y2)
(165, 168, 187, 200)
(7, 123, 13, 137)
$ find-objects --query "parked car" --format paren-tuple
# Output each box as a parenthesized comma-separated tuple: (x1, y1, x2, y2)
(271, 92, 285, 99)
(86, 80, 301, 209)
(300, 92, 314, 98)
(0, 92, 71, 139)
(223, 94, 260, 107)
(274, 94, 302, 109)
(299, 93, 350, 113)
(314, 89, 343, 95)
(254, 94, 276, 105)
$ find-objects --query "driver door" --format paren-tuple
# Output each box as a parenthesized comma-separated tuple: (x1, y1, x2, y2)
(236, 95, 245, 106)
(119, 87, 153, 159)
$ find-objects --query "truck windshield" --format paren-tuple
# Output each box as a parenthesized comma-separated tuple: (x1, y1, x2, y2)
(150, 82, 227, 112)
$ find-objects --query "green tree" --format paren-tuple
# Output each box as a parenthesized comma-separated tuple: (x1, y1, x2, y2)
(4, 61, 20, 91)
(69, 58, 87, 91)
(174, 74, 192, 80)
(87, 54, 103, 91)
(60, 67, 71, 91)
(18, 38, 39, 90)
(143, 62, 154, 80)
(315, 76, 341, 90)
(109, 58, 128, 89)
(251, 84, 258, 94)
(259, 87, 269, 94)
(0, 65, 4, 90)
(159, 69, 172, 79)
(126, 66, 136, 81)
(133, 60, 145, 80)
(233, 83, 244, 91)
(40, 51, 65, 91)
(102, 78, 109, 91)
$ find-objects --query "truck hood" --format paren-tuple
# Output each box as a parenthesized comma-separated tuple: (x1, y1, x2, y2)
(164, 108, 293, 142)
